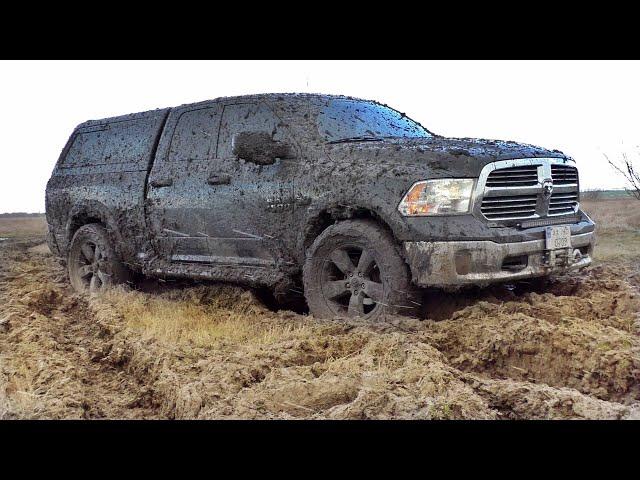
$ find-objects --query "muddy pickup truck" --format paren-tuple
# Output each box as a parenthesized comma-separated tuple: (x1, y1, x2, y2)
(45, 93, 596, 320)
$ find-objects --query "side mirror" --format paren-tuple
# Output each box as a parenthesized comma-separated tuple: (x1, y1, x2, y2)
(232, 131, 293, 165)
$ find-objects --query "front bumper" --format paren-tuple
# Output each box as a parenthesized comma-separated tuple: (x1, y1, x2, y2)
(404, 231, 595, 287)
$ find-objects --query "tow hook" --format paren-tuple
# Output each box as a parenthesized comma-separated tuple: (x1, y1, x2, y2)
(572, 249, 583, 263)
(545, 247, 580, 269)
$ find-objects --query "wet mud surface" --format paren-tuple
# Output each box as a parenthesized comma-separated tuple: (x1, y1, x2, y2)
(2, 237, 639, 419)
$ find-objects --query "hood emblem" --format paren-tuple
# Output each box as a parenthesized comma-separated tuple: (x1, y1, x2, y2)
(542, 179, 554, 198)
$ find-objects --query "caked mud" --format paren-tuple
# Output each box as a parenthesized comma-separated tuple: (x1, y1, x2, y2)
(1, 237, 639, 419)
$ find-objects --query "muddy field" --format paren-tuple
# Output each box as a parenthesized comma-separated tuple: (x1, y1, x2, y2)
(2, 200, 640, 419)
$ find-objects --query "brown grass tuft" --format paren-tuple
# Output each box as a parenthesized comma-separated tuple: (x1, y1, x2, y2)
(99, 285, 315, 347)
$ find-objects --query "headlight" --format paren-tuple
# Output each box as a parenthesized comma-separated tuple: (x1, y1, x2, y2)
(398, 179, 475, 216)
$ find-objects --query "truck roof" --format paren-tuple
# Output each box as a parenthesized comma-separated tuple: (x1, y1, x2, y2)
(76, 93, 372, 129)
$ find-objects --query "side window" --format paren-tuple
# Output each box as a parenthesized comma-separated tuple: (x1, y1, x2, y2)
(217, 103, 281, 158)
(103, 118, 158, 165)
(168, 106, 221, 162)
(63, 129, 107, 167)
(63, 117, 161, 167)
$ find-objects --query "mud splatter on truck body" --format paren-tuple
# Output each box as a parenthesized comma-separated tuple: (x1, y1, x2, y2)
(46, 108, 170, 261)
(45, 93, 596, 319)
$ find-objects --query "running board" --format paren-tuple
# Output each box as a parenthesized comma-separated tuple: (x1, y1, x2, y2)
(141, 257, 283, 289)
(170, 254, 275, 267)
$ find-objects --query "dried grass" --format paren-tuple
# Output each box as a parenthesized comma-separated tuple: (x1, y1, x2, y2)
(100, 285, 315, 348)
(2, 202, 640, 419)
(0, 216, 47, 238)
(582, 199, 640, 233)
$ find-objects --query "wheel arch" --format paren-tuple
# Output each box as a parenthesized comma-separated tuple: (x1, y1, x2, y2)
(65, 201, 123, 256)
(299, 203, 405, 263)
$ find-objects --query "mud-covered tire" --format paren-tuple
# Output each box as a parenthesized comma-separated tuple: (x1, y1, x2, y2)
(68, 223, 131, 294)
(303, 219, 421, 320)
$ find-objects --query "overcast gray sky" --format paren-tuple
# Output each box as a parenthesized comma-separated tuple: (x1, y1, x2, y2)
(1, 60, 638, 213)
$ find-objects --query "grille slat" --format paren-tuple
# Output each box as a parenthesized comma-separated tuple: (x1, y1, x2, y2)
(486, 179, 539, 186)
(482, 195, 537, 202)
(488, 170, 538, 175)
(482, 203, 537, 209)
(482, 199, 537, 205)
(484, 211, 537, 220)
(485, 208, 538, 215)
(489, 175, 537, 179)
(550, 193, 578, 199)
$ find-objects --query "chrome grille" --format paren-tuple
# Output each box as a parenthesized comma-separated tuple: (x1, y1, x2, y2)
(476, 158, 580, 223)
(551, 165, 578, 185)
(549, 191, 578, 216)
(481, 194, 538, 219)
(485, 165, 539, 187)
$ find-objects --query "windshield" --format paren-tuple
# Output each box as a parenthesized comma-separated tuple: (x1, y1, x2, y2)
(317, 99, 431, 142)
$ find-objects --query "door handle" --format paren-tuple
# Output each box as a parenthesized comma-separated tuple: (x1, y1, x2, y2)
(207, 174, 231, 185)
(150, 177, 173, 188)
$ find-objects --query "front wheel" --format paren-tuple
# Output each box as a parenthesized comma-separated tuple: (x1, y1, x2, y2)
(68, 223, 131, 294)
(302, 219, 420, 320)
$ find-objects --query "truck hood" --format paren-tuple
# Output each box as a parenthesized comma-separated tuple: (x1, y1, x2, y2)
(324, 135, 568, 178)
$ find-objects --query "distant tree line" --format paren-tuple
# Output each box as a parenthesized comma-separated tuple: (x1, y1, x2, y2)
(581, 189, 629, 201)
(0, 212, 45, 218)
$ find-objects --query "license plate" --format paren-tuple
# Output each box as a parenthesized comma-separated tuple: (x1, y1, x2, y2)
(545, 225, 572, 250)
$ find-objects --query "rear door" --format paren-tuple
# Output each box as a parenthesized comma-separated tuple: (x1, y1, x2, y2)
(146, 103, 223, 261)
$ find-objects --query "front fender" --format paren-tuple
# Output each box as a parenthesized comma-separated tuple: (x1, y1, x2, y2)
(297, 195, 407, 262)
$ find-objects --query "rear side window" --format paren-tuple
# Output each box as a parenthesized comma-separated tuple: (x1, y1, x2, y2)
(217, 103, 281, 158)
(64, 129, 108, 167)
(103, 119, 158, 164)
(62, 117, 160, 167)
(168, 107, 221, 162)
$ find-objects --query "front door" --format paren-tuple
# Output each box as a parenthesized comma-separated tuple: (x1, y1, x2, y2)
(147, 100, 300, 267)
(202, 101, 300, 266)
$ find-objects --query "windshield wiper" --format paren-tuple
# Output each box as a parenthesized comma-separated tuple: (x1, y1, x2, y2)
(327, 136, 384, 145)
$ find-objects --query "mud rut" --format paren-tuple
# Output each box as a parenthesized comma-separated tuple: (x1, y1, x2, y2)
(0, 239, 160, 418)
(1, 237, 640, 419)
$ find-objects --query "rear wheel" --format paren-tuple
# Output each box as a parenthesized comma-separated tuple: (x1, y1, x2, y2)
(68, 224, 130, 294)
(303, 220, 420, 320)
